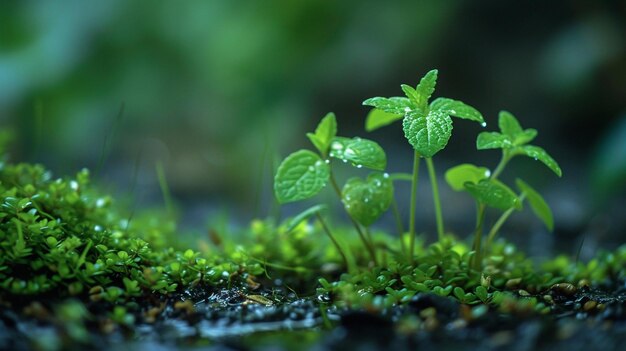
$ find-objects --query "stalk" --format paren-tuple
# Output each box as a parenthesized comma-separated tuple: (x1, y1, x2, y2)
(408, 151, 421, 264)
(329, 173, 378, 265)
(485, 193, 526, 248)
(316, 212, 350, 271)
(425, 157, 444, 241)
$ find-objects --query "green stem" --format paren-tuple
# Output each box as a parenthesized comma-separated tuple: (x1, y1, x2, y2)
(471, 203, 486, 271)
(485, 193, 526, 249)
(408, 151, 421, 264)
(425, 157, 444, 241)
(316, 212, 350, 271)
(329, 173, 378, 265)
(491, 152, 510, 180)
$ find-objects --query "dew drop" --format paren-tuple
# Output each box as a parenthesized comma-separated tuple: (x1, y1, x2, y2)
(450, 110, 457, 114)
(481, 122, 487, 128)
(308, 166, 315, 172)
(70, 180, 79, 191)
(315, 160, 323, 167)
(325, 159, 330, 164)
(485, 170, 491, 177)
(344, 148, 356, 157)
(404, 107, 411, 113)
(356, 164, 363, 169)
(332, 142, 343, 150)
(364, 198, 370, 203)
(383, 173, 390, 179)
(374, 180, 382, 187)
(342, 159, 348, 163)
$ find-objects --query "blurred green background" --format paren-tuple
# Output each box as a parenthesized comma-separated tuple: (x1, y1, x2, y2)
(1, 1, 625, 252)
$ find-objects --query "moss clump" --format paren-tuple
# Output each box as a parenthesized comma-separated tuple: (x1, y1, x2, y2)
(0, 161, 266, 305)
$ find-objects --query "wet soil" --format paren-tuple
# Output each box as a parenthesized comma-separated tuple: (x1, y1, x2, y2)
(1, 282, 626, 351)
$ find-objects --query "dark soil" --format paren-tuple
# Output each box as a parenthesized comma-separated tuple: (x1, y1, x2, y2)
(2, 280, 626, 351)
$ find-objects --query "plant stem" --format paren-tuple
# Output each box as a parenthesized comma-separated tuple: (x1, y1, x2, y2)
(316, 212, 350, 271)
(491, 152, 510, 180)
(408, 151, 421, 264)
(425, 157, 444, 241)
(485, 193, 526, 248)
(329, 173, 378, 265)
(471, 203, 486, 271)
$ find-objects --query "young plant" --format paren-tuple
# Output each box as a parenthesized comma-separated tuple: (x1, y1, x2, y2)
(363, 69, 484, 261)
(274, 113, 394, 266)
(445, 111, 562, 269)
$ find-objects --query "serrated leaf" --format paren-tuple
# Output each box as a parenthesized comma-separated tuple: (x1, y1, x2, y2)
(365, 108, 403, 132)
(514, 145, 562, 177)
(342, 173, 393, 227)
(476, 132, 513, 150)
(516, 179, 553, 231)
(403, 109, 452, 158)
(401, 84, 420, 106)
(286, 204, 328, 232)
(430, 98, 484, 124)
(306, 112, 337, 156)
(362, 97, 412, 115)
(329, 137, 386, 170)
(464, 179, 520, 210)
(274, 150, 330, 204)
(445, 163, 491, 191)
(413, 69, 438, 109)
(499, 111, 524, 137)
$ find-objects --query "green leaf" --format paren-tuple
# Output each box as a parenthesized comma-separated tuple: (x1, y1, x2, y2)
(342, 173, 393, 227)
(365, 108, 403, 132)
(430, 98, 484, 124)
(464, 179, 520, 210)
(286, 204, 328, 232)
(514, 145, 562, 177)
(413, 69, 438, 109)
(476, 132, 512, 150)
(515, 128, 538, 145)
(274, 150, 330, 204)
(362, 96, 412, 115)
(498, 111, 524, 137)
(306, 112, 337, 156)
(445, 163, 490, 191)
(403, 109, 452, 158)
(516, 179, 554, 231)
(401, 84, 420, 107)
(329, 137, 387, 170)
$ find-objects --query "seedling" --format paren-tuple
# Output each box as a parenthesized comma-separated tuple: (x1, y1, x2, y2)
(363, 69, 484, 261)
(445, 111, 561, 269)
(274, 113, 394, 265)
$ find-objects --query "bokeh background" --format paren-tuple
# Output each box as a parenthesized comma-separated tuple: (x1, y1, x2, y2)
(1, 0, 625, 257)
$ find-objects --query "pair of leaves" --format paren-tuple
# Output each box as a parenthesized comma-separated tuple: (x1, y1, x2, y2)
(275, 114, 387, 204)
(342, 173, 393, 227)
(476, 111, 562, 177)
(445, 164, 553, 230)
(363, 69, 484, 158)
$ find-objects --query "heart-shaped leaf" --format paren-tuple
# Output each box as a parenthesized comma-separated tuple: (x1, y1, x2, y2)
(362, 96, 412, 115)
(464, 179, 520, 210)
(365, 108, 403, 132)
(516, 179, 553, 231)
(274, 150, 330, 204)
(403, 109, 452, 158)
(306, 113, 337, 156)
(342, 173, 393, 227)
(445, 163, 490, 191)
(329, 137, 386, 170)
(430, 98, 484, 124)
